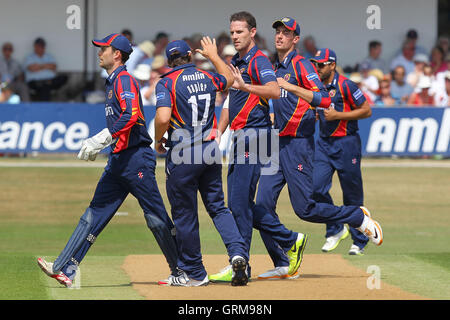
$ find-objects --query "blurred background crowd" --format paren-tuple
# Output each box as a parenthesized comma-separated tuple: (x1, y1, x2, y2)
(1, 28, 449, 107)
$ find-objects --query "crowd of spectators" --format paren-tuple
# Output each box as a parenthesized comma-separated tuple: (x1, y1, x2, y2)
(0, 28, 449, 107)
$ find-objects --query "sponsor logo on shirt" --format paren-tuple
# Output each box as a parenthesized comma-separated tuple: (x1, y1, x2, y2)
(120, 91, 135, 100)
(353, 89, 363, 100)
(306, 73, 319, 81)
(156, 92, 165, 100)
(260, 69, 276, 78)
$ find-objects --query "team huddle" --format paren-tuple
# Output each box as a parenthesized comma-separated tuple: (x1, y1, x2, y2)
(37, 11, 383, 288)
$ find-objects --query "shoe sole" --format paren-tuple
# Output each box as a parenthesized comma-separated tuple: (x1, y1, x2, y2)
(321, 228, 350, 252)
(290, 234, 308, 275)
(257, 271, 300, 280)
(372, 219, 383, 246)
(231, 258, 248, 286)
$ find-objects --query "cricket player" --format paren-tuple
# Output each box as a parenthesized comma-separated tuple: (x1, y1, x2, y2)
(310, 49, 371, 256)
(210, 12, 307, 282)
(254, 19, 383, 279)
(154, 37, 249, 286)
(37, 33, 179, 287)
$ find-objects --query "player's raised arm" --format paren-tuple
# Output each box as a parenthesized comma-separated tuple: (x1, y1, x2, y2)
(196, 36, 234, 91)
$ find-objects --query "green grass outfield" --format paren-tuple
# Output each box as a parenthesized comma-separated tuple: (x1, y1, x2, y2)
(0, 158, 449, 300)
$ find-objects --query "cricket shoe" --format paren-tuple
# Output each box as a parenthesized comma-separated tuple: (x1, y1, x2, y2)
(257, 266, 300, 280)
(286, 233, 308, 275)
(159, 270, 209, 287)
(208, 264, 232, 283)
(231, 256, 248, 286)
(322, 225, 350, 252)
(348, 244, 364, 256)
(37, 257, 72, 288)
(357, 206, 383, 246)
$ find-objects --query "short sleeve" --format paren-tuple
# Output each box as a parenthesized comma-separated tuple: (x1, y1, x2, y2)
(155, 79, 173, 109)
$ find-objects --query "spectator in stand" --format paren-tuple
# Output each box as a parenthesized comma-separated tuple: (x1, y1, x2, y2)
(404, 29, 428, 56)
(221, 44, 237, 65)
(132, 64, 152, 106)
(0, 81, 21, 104)
(153, 32, 170, 56)
(437, 36, 449, 57)
(361, 40, 388, 74)
(433, 71, 450, 107)
(24, 37, 67, 101)
(407, 75, 434, 106)
(406, 53, 429, 88)
(216, 31, 232, 57)
(151, 55, 170, 74)
(375, 79, 397, 106)
(359, 61, 379, 102)
(126, 40, 155, 76)
(121, 29, 135, 45)
(0, 42, 30, 101)
(390, 39, 416, 77)
(301, 35, 318, 60)
(431, 52, 450, 95)
(390, 65, 414, 104)
(349, 72, 374, 105)
(142, 69, 162, 106)
(430, 46, 447, 75)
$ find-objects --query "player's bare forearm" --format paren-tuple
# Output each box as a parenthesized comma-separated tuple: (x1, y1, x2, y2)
(154, 107, 171, 143)
(324, 101, 372, 121)
(217, 107, 229, 135)
(278, 79, 314, 103)
(240, 81, 280, 99)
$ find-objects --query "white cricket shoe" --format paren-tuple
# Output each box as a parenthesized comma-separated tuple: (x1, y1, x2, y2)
(321, 225, 350, 252)
(37, 257, 72, 288)
(348, 244, 364, 256)
(257, 266, 300, 280)
(357, 206, 383, 246)
(158, 270, 209, 287)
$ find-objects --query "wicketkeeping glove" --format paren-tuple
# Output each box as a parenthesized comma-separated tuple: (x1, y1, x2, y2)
(77, 128, 113, 161)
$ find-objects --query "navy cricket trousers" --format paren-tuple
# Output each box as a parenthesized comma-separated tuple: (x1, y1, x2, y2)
(61, 146, 175, 278)
(313, 134, 369, 249)
(256, 136, 365, 267)
(227, 128, 299, 265)
(165, 141, 247, 281)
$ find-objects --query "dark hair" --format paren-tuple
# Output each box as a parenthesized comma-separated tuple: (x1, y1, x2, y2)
(121, 29, 133, 39)
(34, 37, 46, 46)
(154, 32, 169, 42)
(111, 47, 130, 64)
(167, 50, 192, 67)
(230, 11, 257, 30)
(369, 40, 381, 50)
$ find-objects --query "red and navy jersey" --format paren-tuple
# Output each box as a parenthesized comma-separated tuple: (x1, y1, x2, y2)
(273, 50, 331, 138)
(155, 63, 227, 147)
(229, 45, 277, 130)
(318, 72, 366, 137)
(104, 65, 151, 153)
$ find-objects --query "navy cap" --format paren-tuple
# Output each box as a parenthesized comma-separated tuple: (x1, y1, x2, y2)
(165, 40, 192, 60)
(92, 33, 133, 54)
(272, 17, 300, 36)
(310, 48, 337, 63)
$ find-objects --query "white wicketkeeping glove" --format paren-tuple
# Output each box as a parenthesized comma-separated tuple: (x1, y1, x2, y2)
(77, 128, 113, 161)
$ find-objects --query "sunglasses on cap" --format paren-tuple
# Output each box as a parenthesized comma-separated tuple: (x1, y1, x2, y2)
(313, 61, 332, 68)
